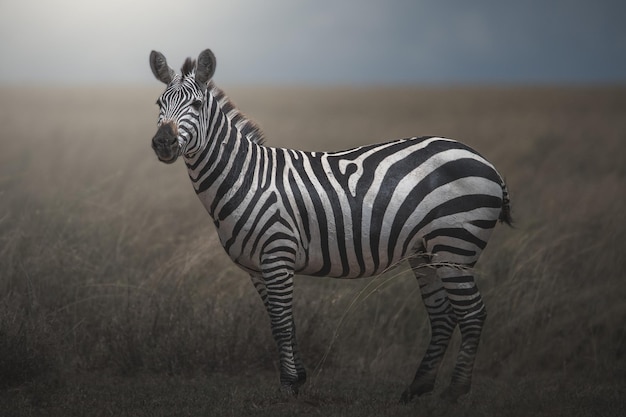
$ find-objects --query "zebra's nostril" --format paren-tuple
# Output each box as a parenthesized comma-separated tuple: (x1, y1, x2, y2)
(151, 138, 165, 151)
(152, 132, 177, 149)
(152, 123, 178, 147)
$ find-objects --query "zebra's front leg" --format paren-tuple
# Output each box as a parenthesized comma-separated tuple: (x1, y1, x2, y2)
(290, 320, 307, 386)
(250, 268, 305, 395)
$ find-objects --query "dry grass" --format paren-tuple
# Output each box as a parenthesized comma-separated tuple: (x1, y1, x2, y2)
(1, 85, 625, 415)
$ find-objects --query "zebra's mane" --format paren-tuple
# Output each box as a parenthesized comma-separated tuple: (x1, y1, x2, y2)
(181, 58, 196, 77)
(179, 57, 265, 145)
(207, 81, 266, 145)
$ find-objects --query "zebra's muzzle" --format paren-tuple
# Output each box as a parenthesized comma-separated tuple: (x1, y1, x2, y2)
(152, 123, 180, 164)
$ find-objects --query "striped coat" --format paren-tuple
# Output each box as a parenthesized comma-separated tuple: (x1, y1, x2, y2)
(150, 48, 512, 402)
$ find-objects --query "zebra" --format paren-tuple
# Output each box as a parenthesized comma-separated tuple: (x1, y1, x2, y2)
(149, 48, 512, 402)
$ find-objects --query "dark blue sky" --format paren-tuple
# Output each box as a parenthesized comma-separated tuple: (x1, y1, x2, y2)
(1, 0, 625, 85)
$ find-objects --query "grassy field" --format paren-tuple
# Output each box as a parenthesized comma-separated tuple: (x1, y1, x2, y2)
(0, 85, 625, 416)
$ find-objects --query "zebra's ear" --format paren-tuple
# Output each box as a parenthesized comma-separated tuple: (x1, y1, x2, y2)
(195, 49, 216, 85)
(150, 50, 175, 84)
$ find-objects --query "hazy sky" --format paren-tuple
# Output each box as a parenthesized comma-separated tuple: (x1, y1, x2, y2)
(1, 0, 625, 85)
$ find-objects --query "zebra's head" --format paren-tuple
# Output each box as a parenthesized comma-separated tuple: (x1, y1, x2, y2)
(149, 49, 216, 164)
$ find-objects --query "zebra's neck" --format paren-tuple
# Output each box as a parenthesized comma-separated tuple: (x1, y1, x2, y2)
(184, 83, 265, 221)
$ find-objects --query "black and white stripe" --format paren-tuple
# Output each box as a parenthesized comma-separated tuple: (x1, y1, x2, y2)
(149, 49, 512, 402)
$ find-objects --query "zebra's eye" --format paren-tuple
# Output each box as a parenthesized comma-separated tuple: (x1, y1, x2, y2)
(191, 100, 203, 110)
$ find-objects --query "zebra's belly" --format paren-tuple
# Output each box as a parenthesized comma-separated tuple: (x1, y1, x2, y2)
(215, 219, 422, 278)
(292, 224, 426, 279)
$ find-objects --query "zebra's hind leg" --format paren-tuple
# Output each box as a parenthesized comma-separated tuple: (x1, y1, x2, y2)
(401, 256, 457, 403)
(438, 265, 486, 402)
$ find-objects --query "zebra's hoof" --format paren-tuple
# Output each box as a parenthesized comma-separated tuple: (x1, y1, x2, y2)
(399, 389, 413, 404)
(440, 384, 470, 403)
(399, 380, 435, 403)
(279, 384, 298, 398)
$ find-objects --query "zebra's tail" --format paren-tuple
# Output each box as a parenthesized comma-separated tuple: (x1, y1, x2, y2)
(499, 179, 513, 227)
